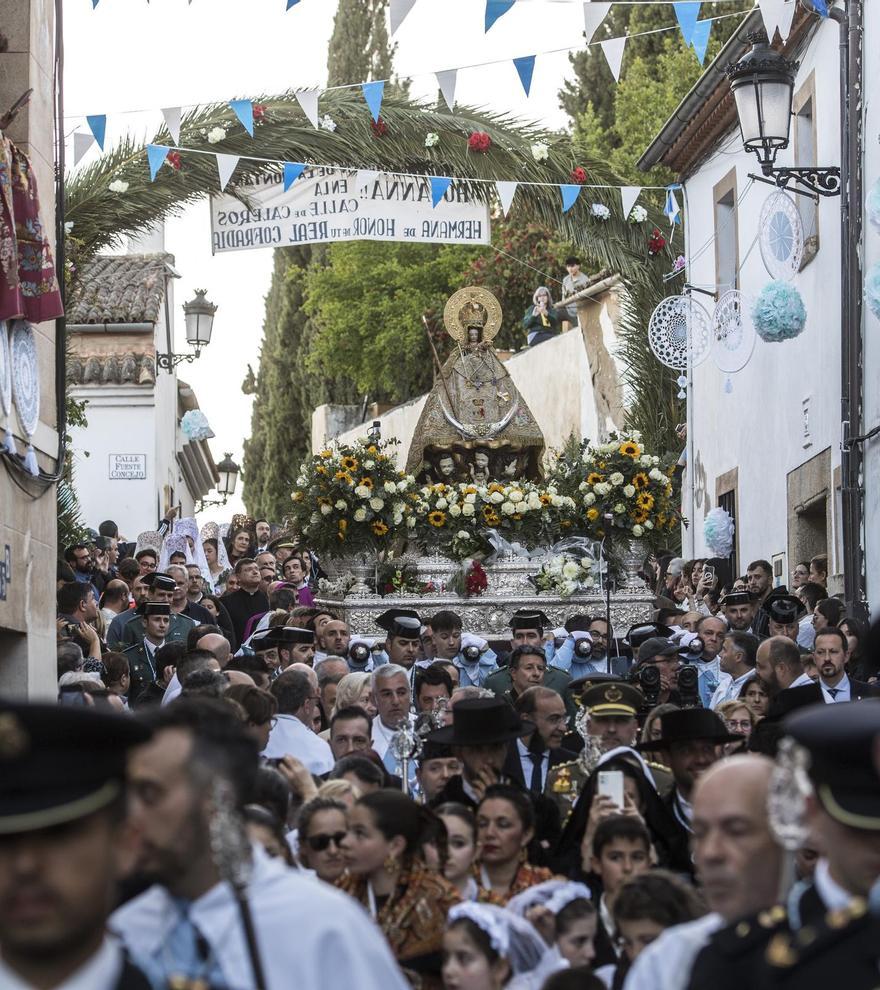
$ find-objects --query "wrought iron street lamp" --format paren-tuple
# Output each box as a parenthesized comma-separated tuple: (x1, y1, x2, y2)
(157, 289, 218, 371)
(196, 452, 240, 512)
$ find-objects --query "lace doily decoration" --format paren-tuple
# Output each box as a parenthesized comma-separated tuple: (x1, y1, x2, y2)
(648, 294, 711, 371)
(0, 321, 11, 418)
(10, 321, 40, 474)
(759, 191, 803, 281)
(711, 290, 757, 374)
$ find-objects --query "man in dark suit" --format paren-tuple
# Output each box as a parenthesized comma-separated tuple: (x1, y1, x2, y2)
(503, 686, 577, 795)
(813, 626, 878, 703)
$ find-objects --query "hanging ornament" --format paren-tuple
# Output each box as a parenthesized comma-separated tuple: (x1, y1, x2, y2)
(759, 191, 803, 281)
(752, 281, 807, 342)
(648, 294, 711, 371)
(10, 320, 40, 475)
(676, 373, 688, 399)
(711, 289, 757, 374)
(0, 321, 15, 456)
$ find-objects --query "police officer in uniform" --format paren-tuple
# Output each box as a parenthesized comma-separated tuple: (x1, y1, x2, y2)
(123, 602, 172, 707)
(0, 700, 153, 989)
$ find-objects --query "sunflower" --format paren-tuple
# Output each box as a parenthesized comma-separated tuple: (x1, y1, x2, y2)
(340, 455, 359, 471)
(428, 510, 447, 527)
(636, 493, 655, 511)
(334, 470, 354, 484)
(632, 472, 649, 490)
(656, 512, 668, 526)
(367, 445, 378, 454)
(586, 472, 604, 486)
(372, 521, 389, 536)
(488, 482, 505, 494)
(292, 491, 303, 502)
(483, 506, 501, 526)
(586, 508, 600, 522)
(316, 465, 327, 475)
(619, 441, 641, 458)
(539, 493, 552, 505)
(632, 510, 649, 524)
(319, 449, 333, 459)
(358, 476, 374, 490)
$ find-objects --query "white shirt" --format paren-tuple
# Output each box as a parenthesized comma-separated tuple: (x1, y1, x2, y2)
(797, 616, 816, 650)
(813, 857, 853, 911)
(111, 845, 408, 990)
(820, 673, 850, 703)
(709, 669, 755, 709)
(371, 716, 398, 759)
(788, 672, 816, 689)
(599, 894, 621, 958)
(623, 914, 724, 990)
(161, 671, 181, 705)
(0, 937, 123, 990)
(517, 738, 549, 790)
(263, 714, 334, 774)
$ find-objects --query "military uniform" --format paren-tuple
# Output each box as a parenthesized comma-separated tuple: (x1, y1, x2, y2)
(123, 639, 162, 707)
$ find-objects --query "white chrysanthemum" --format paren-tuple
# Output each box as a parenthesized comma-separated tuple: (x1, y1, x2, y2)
(609, 472, 624, 486)
(464, 492, 476, 504)
(562, 561, 580, 580)
(649, 468, 665, 482)
(640, 455, 653, 467)
(462, 503, 475, 517)
(490, 491, 504, 504)
(509, 489, 523, 503)
(384, 481, 397, 493)
(501, 502, 516, 515)
(583, 492, 596, 506)
(370, 497, 385, 512)
(594, 482, 611, 496)
(436, 497, 448, 510)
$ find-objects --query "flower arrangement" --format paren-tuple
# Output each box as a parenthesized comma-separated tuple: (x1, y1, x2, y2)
(370, 117, 388, 137)
(532, 554, 597, 598)
(378, 562, 437, 597)
(425, 132, 440, 148)
(629, 205, 648, 224)
(531, 142, 549, 162)
(570, 167, 588, 184)
(752, 281, 807, 342)
(289, 438, 416, 557)
(648, 228, 666, 255)
(468, 131, 492, 153)
(590, 203, 611, 221)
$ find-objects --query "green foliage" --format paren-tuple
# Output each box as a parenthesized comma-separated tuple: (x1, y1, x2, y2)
(327, 0, 395, 88)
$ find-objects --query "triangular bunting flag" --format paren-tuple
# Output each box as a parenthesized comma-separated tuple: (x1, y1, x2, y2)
(73, 132, 95, 165)
(295, 89, 320, 128)
(691, 19, 712, 66)
(436, 69, 457, 111)
(92, 0, 99, 9)
(389, 0, 417, 34)
(560, 184, 582, 213)
(361, 80, 385, 123)
(496, 181, 518, 216)
(811, 0, 829, 14)
(664, 186, 681, 225)
(620, 186, 641, 219)
(582, 2, 611, 44)
(757, 0, 796, 42)
(356, 169, 379, 190)
(513, 55, 536, 97)
(600, 36, 626, 82)
(86, 114, 107, 151)
(283, 162, 306, 192)
(672, 2, 701, 47)
(216, 154, 239, 192)
(485, 0, 515, 31)
(146, 144, 170, 182)
(287, 0, 301, 7)
(430, 176, 452, 208)
(161, 107, 181, 145)
(229, 99, 254, 137)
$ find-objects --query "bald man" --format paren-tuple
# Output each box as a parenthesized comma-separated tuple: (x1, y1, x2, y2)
(195, 632, 231, 668)
(625, 756, 781, 990)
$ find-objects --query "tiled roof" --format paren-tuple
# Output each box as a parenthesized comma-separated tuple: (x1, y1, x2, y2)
(67, 253, 174, 325)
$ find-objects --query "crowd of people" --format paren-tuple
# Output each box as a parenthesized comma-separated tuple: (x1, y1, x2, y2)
(5, 515, 878, 989)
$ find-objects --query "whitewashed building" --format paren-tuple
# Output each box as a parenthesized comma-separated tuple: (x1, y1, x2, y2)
(639, 3, 879, 609)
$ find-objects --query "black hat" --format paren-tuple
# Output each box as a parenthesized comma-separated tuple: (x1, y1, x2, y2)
(278, 626, 315, 645)
(419, 739, 456, 763)
(564, 614, 593, 634)
(143, 601, 172, 617)
(510, 609, 550, 632)
(765, 595, 806, 625)
(720, 590, 758, 608)
(143, 572, 176, 593)
(581, 679, 643, 718)
(785, 701, 880, 830)
(569, 671, 622, 697)
(428, 698, 534, 746)
(0, 702, 150, 834)
(636, 708, 743, 751)
(250, 627, 284, 652)
(638, 637, 680, 661)
(376, 608, 422, 639)
(627, 623, 676, 649)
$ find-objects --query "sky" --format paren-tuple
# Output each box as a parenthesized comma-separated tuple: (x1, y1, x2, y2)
(63, 0, 593, 519)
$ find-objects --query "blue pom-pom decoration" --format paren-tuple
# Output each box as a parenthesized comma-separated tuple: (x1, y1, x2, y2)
(752, 281, 807, 342)
(181, 409, 214, 441)
(704, 506, 735, 558)
(867, 179, 880, 233)
(866, 262, 880, 321)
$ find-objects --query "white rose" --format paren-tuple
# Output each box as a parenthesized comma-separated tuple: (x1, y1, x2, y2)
(594, 483, 611, 496)
(613, 503, 626, 514)
(527, 495, 542, 510)
(609, 472, 624, 486)
(519, 503, 530, 513)
(501, 502, 516, 515)
(632, 524, 644, 537)
(320, 504, 332, 516)
(561, 580, 577, 596)
(353, 508, 367, 522)
(583, 492, 596, 506)
(436, 498, 448, 510)
(449, 504, 462, 517)
(551, 495, 563, 507)
(623, 485, 636, 498)
(393, 514, 403, 525)
(384, 481, 397, 494)
(335, 500, 347, 510)
(509, 490, 523, 503)
(398, 480, 409, 492)
(355, 485, 371, 498)
(562, 561, 580, 580)
(462, 503, 475, 517)
(369, 497, 384, 511)
(644, 520, 654, 530)
(393, 501, 405, 513)
(640, 455, 652, 467)
(364, 460, 375, 469)
(490, 491, 504, 504)
(601, 443, 617, 454)
(457, 531, 470, 540)
(464, 493, 476, 504)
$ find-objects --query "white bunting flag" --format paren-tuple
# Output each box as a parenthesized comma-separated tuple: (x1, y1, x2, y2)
(758, 0, 796, 42)
(216, 154, 239, 192)
(620, 186, 642, 219)
(295, 88, 320, 129)
(73, 132, 95, 165)
(601, 36, 627, 82)
(436, 69, 458, 111)
(496, 181, 518, 216)
(161, 106, 181, 145)
(582, 2, 611, 44)
(389, 0, 417, 34)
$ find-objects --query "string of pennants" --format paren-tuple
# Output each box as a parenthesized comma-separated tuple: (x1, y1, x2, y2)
(138, 138, 682, 227)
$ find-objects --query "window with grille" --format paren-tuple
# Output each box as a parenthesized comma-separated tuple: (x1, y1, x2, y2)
(718, 489, 738, 579)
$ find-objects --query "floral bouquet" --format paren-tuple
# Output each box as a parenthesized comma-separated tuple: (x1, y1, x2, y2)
(412, 482, 486, 559)
(377, 561, 438, 597)
(476, 481, 577, 549)
(449, 559, 489, 598)
(289, 438, 416, 558)
(531, 554, 597, 598)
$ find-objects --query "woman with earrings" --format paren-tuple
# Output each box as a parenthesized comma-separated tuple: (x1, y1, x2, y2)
(339, 790, 461, 987)
(475, 785, 555, 905)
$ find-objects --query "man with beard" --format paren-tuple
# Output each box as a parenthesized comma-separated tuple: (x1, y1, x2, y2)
(0, 701, 153, 989)
(746, 560, 774, 637)
(314, 616, 350, 663)
(551, 615, 629, 680)
(813, 626, 877, 703)
(111, 698, 407, 989)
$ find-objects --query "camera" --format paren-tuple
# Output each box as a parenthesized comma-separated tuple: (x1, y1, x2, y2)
(677, 664, 700, 708)
(349, 643, 370, 666)
(573, 638, 593, 659)
(462, 644, 481, 663)
(637, 664, 661, 709)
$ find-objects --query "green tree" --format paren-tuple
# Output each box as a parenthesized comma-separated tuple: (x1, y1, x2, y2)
(327, 0, 394, 88)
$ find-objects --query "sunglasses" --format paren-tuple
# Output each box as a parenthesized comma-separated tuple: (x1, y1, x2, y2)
(305, 831, 347, 853)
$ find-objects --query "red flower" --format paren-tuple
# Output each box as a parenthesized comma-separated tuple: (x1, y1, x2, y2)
(167, 151, 182, 171)
(370, 116, 388, 137)
(253, 104, 267, 123)
(648, 228, 667, 256)
(468, 131, 492, 153)
(570, 166, 587, 184)
(464, 560, 489, 597)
